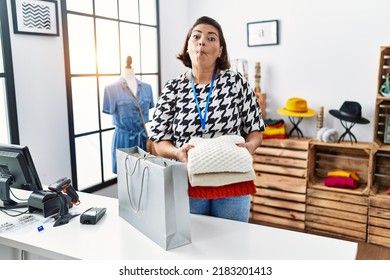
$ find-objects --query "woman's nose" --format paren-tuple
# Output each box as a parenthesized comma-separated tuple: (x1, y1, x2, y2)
(198, 41, 205, 46)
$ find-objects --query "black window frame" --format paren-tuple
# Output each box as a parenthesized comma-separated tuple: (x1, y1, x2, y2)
(61, 0, 161, 192)
(0, 0, 19, 144)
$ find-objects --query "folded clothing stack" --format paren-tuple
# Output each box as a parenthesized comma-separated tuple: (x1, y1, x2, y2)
(187, 135, 255, 187)
(323, 170, 359, 189)
(262, 119, 286, 139)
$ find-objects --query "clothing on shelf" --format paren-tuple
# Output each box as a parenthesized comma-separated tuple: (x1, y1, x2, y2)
(324, 169, 359, 189)
(316, 127, 338, 143)
(263, 119, 286, 139)
(324, 176, 358, 189)
(327, 170, 359, 181)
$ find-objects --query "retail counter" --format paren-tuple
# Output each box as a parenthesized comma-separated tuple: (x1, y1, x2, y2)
(0, 190, 357, 260)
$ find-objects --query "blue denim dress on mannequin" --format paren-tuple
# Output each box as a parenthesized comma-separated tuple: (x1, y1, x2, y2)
(103, 77, 154, 173)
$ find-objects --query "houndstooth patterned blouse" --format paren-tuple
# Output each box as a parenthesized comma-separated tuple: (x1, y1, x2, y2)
(149, 69, 265, 147)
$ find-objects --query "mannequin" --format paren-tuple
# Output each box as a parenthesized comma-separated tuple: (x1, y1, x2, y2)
(121, 56, 138, 96)
(102, 55, 154, 174)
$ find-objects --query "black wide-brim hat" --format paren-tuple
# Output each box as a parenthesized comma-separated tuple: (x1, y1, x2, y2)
(329, 101, 370, 124)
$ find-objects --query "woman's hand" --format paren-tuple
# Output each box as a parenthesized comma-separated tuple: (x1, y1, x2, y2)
(175, 144, 195, 163)
(237, 131, 263, 155)
(236, 141, 257, 155)
(154, 140, 194, 163)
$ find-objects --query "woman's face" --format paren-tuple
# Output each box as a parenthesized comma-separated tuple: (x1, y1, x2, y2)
(187, 23, 223, 70)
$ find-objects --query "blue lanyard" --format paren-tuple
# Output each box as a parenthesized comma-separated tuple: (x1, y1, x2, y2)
(190, 68, 217, 132)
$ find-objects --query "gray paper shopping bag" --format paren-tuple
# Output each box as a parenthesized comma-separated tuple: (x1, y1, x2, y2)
(117, 147, 191, 250)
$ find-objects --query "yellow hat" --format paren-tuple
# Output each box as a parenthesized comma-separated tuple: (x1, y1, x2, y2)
(277, 97, 316, 117)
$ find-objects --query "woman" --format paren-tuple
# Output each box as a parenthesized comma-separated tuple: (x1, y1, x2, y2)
(149, 16, 265, 222)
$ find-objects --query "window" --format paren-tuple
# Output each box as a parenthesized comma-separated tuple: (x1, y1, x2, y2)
(62, 0, 160, 191)
(0, 0, 18, 144)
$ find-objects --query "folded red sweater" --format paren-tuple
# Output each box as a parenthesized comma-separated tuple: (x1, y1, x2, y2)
(188, 180, 256, 199)
(323, 176, 358, 189)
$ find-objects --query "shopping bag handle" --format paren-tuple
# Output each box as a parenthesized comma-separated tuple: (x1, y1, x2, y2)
(124, 155, 149, 213)
(141, 153, 168, 167)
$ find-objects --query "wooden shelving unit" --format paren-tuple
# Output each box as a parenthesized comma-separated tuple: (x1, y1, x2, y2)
(368, 149, 390, 247)
(305, 140, 373, 241)
(249, 47, 390, 246)
(368, 46, 390, 248)
(373, 46, 390, 147)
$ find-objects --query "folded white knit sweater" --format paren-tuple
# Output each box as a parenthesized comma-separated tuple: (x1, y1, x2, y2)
(187, 135, 253, 175)
(190, 170, 256, 187)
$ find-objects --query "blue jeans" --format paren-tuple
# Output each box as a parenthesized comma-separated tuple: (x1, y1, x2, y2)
(189, 195, 251, 222)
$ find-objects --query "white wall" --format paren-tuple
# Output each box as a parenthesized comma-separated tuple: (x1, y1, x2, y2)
(161, 0, 390, 141)
(7, 0, 70, 185)
(7, 0, 390, 185)
(158, 0, 189, 83)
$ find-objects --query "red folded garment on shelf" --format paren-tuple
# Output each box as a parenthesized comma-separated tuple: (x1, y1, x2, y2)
(263, 134, 286, 139)
(323, 176, 358, 189)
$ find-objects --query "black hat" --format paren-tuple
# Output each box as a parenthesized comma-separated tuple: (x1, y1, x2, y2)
(329, 101, 370, 124)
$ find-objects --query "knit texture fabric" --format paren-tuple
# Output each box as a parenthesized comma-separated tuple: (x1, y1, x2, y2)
(188, 180, 256, 199)
(263, 119, 286, 139)
(186, 135, 257, 198)
(187, 135, 253, 175)
(190, 170, 256, 187)
(263, 134, 286, 139)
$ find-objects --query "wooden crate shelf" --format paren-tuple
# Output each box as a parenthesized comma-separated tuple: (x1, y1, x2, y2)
(306, 141, 373, 241)
(376, 46, 390, 94)
(249, 47, 390, 247)
(250, 138, 310, 230)
(374, 99, 390, 147)
(368, 149, 390, 248)
(249, 47, 390, 246)
(373, 46, 390, 147)
(367, 46, 390, 248)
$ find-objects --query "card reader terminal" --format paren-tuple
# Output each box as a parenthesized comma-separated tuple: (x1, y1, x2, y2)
(80, 207, 106, 224)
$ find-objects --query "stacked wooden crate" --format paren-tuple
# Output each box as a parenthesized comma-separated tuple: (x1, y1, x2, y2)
(368, 148, 390, 247)
(373, 46, 390, 146)
(368, 46, 390, 248)
(251, 138, 310, 230)
(306, 140, 373, 241)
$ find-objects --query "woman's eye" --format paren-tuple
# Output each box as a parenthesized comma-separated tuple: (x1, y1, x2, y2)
(209, 37, 216, 41)
(192, 34, 199, 39)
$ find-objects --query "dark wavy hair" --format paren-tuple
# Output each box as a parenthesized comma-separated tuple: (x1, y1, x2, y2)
(177, 16, 230, 70)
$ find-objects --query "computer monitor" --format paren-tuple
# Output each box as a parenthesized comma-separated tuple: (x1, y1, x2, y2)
(0, 143, 43, 209)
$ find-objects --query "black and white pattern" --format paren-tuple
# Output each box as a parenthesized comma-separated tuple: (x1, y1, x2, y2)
(22, 2, 51, 30)
(150, 70, 265, 148)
